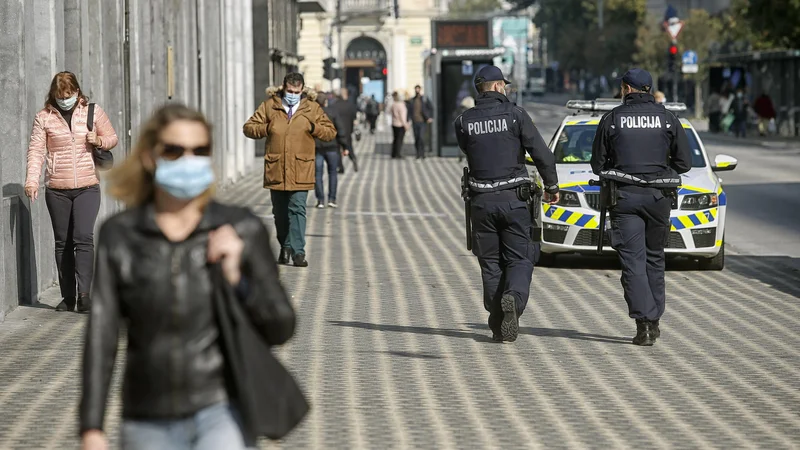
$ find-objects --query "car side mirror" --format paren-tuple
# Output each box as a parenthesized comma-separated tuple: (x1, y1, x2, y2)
(712, 154, 738, 172)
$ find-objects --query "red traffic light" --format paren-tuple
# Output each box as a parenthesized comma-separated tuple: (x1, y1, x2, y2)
(382, 67, 388, 76)
(669, 45, 678, 55)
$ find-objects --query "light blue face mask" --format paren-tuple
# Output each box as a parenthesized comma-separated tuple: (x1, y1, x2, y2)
(56, 95, 78, 110)
(154, 156, 215, 200)
(284, 92, 301, 106)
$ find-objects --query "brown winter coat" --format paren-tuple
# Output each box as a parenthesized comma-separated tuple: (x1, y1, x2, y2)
(243, 87, 336, 191)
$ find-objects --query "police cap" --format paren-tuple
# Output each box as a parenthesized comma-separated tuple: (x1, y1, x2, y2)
(474, 65, 511, 86)
(620, 68, 653, 92)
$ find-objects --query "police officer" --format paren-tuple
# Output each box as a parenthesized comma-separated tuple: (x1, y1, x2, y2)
(455, 66, 559, 343)
(591, 68, 692, 346)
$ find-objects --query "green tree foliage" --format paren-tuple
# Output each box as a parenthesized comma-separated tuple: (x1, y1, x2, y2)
(533, 0, 646, 75)
(448, 0, 503, 16)
(679, 9, 722, 81)
(632, 18, 669, 76)
(733, 0, 800, 49)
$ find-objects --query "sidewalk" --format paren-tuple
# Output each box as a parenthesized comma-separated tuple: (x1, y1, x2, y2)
(1, 129, 799, 449)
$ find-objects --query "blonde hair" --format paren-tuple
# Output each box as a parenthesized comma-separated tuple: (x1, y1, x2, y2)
(107, 104, 214, 207)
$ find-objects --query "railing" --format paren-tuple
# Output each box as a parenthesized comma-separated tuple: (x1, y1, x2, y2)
(340, 0, 389, 13)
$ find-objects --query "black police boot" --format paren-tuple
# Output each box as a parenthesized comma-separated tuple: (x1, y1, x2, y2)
(500, 294, 520, 342)
(76, 294, 91, 314)
(632, 319, 656, 346)
(278, 248, 292, 265)
(293, 253, 309, 268)
(55, 297, 76, 312)
(652, 320, 661, 339)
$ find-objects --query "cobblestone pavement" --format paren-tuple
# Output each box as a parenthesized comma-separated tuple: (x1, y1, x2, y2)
(1, 129, 800, 449)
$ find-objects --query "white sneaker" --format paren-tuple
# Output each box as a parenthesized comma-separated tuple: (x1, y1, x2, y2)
(327, 202, 338, 208)
(316, 202, 325, 209)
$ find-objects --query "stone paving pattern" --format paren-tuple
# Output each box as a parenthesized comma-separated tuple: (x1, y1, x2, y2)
(1, 130, 799, 449)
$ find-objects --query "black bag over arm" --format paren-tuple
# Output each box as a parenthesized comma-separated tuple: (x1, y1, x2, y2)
(211, 264, 309, 442)
(87, 103, 114, 171)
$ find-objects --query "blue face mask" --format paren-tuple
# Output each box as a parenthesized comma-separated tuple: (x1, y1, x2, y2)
(154, 156, 215, 200)
(56, 95, 78, 110)
(284, 92, 301, 106)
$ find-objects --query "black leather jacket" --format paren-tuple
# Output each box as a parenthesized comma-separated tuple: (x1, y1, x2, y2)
(80, 201, 295, 433)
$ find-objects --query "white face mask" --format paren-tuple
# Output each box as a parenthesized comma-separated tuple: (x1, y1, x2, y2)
(56, 95, 78, 110)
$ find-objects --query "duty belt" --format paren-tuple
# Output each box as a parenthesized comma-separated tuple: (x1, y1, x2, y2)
(599, 169, 681, 188)
(468, 176, 529, 193)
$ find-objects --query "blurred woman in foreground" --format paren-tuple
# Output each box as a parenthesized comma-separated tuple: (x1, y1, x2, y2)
(79, 104, 296, 450)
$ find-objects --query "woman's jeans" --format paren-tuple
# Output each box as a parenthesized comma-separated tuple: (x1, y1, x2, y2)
(315, 151, 340, 202)
(121, 402, 255, 450)
(44, 184, 101, 299)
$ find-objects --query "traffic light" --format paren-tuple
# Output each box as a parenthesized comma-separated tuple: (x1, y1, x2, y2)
(323, 57, 335, 80)
(667, 43, 678, 73)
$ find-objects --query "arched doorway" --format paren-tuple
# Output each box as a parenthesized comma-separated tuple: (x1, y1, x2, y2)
(345, 37, 387, 103)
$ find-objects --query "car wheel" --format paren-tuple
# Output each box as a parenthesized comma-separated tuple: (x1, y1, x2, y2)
(699, 239, 725, 271)
(537, 251, 557, 267)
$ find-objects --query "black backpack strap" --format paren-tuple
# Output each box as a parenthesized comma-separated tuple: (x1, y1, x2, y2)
(87, 103, 95, 131)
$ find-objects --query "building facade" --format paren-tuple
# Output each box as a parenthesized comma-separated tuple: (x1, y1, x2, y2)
(0, 0, 258, 321)
(298, 0, 447, 100)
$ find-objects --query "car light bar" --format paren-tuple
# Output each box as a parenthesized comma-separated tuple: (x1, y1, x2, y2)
(566, 99, 688, 112)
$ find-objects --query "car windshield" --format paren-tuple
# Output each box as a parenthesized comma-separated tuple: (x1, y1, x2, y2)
(553, 124, 707, 167)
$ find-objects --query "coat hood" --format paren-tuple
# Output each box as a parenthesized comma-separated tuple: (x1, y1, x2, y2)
(265, 86, 318, 102)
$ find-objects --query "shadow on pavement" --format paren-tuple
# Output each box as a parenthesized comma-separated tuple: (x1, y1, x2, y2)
(465, 323, 630, 345)
(381, 350, 444, 360)
(329, 320, 629, 345)
(725, 255, 800, 300)
(542, 254, 702, 271)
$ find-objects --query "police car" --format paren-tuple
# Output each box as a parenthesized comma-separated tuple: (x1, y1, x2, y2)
(528, 99, 738, 270)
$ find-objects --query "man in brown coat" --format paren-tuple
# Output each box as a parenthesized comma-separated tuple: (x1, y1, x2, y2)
(243, 72, 336, 267)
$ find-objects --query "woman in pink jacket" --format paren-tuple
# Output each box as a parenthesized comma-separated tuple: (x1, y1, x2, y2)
(25, 72, 118, 313)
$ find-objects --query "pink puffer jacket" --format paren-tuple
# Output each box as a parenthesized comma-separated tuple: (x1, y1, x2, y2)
(25, 102, 119, 191)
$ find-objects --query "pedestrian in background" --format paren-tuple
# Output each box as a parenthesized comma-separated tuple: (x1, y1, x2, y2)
(654, 91, 666, 104)
(731, 88, 749, 138)
(243, 72, 336, 268)
(754, 92, 776, 136)
(332, 88, 359, 173)
(707, 90, 723, 133)
(315, 94, 348, 208)
(79, 104, 300, 450)
(389, 91, 410, 159)
(408, 85, 434, 160)
(25, 71, 118, 313)
(456, 96, 475, 163)
(365, 95, 380, 134)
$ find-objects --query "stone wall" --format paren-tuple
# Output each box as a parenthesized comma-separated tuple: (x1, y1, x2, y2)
(0, 0, 257, 321)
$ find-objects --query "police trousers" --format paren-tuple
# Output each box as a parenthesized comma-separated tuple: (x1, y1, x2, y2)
(470, 189, 538, 331)
(609, 186, 672, 321)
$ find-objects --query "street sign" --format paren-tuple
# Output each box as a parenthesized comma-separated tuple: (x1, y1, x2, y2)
(665, 18, 684, 40)
(410, 36, 423, 46)
(682, 50, 698, 73)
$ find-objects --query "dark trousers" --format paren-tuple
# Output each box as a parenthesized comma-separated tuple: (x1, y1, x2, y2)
(609, 186, 672, 321)
(709, 111, 721, 133)
(270, 190, 308, 255)
(733, 118, 747, 138)
(391, 126, 406, 158)
(367, 114, 378, 133)
(45, 184, 101, 299)
(337, 137, 357, 173)
(470, 189, 537, 332)
(315, 151, 340, 202)
(412, 122, 427, 158)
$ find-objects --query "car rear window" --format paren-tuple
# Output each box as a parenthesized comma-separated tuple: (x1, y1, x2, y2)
(552, 124, 706, 167)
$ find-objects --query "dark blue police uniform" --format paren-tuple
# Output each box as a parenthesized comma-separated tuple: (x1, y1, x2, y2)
(454, 66, 559, 342)
(591, 69, 693, 345)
